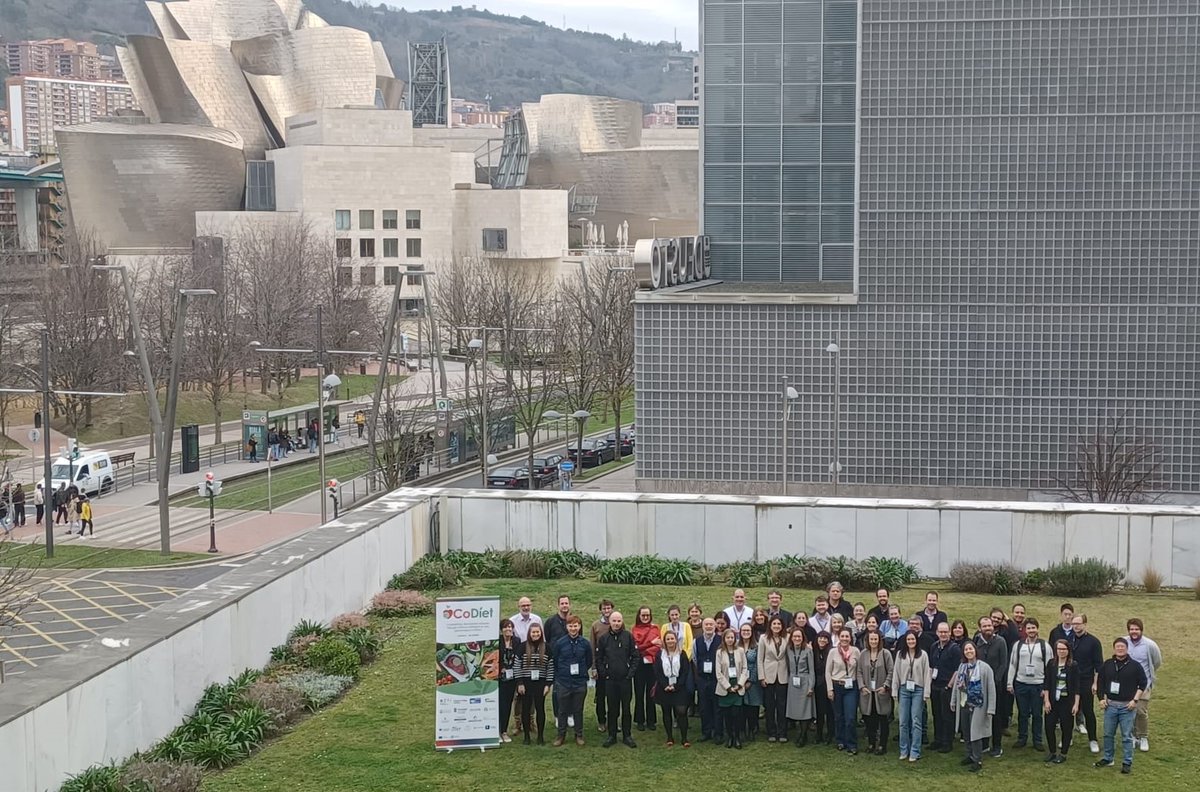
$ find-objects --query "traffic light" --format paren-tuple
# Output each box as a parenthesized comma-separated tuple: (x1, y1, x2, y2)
(69, 438, 79, 460)
(197, 471, 222, 498)
(327, 478, 340, 497)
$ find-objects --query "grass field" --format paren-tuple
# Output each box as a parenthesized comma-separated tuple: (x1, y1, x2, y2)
(171, 449, 372, 511)
(202, 579, 1199, 792)
(1, 542, 209, 569)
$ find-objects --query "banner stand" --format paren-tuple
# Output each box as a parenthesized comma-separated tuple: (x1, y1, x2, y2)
(435, 596, 501, 751)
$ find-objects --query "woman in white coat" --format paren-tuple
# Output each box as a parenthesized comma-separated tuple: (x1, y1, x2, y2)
(950, 639, 997, 773)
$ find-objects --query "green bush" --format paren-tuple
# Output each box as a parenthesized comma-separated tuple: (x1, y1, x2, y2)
(860, 556, 921, 590)
(120, 758, 203, 792)
(148, 728, 194, 763)
(59, 764, 121, 792)
(719, 561, 771, 588)
(770, 557, 836, 589)
(242, 680, 307, 730)
(388, 555, 464, 591)
(949, 561, 1026, 595)
(181, 732, 244, 770)
(1042, 557, 1124, 597)
(287, 620, 327, 642)
(597, 555, 694, 586)
(343, 626, 382, 663)
(1021, 568, 1046, 593)
(444, 549, 512, 577)
(278, 670, 354, 710)
(222, 704, 273, 753)
(304, 636, 361, 678)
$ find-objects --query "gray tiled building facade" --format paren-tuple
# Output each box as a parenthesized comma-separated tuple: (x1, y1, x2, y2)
(634, 0, 1200, 498)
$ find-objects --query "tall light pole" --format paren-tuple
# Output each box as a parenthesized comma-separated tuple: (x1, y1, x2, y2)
(93, 263, 159, 464)
(781, 378, 798, 495)
(648, 216, 661, 239)
(826, 342, 841, 495)
(466, 329, 494, 484)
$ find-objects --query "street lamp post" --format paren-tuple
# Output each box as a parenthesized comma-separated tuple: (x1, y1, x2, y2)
(571, 409, 591, 475)
(781, 378, 799, 495)
(466, 330, 493, 484)
(648, 216, 661, 239)
(826, 342, 841, 495)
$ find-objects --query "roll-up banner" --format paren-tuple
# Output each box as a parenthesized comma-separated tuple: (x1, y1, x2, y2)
(435, 596, 501, 751)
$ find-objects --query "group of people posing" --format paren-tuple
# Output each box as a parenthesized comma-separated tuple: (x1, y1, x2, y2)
(495, 586, 1162, 776)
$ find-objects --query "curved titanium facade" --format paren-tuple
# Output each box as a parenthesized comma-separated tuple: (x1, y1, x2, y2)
(58, 123, 246, 250)
(157, 0, 290, 48)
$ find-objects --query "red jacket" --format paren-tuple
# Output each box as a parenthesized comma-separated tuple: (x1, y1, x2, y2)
(632, 622, 662, 664)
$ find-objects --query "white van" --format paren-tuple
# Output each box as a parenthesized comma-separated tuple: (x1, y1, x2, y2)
(45, 450, 114, 496)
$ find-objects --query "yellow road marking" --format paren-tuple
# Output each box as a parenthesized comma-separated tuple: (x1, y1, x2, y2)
(91, 582, 158, 609)
(0, 644, 37, 667)
(1, 611, 68, 650)
(27, 595, 103, 635)
(47, 581, 127, 621)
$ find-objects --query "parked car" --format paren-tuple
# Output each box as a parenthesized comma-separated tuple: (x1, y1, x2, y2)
(567, 438, 615, 468)
(486, 467, 531, 489)
(527, 454, 564, 487)
(605, 432, 636, 457)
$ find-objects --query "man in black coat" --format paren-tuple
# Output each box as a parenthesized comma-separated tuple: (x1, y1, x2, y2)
(596, 610, 640, 748)
(973, 615, 1010, 757)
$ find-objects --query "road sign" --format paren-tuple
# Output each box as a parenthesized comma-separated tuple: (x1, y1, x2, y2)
(27, 428, 39, 443)
(435, 397, 453, 413)
(559, 461, 575, 472)
(436, 427, 446, 438)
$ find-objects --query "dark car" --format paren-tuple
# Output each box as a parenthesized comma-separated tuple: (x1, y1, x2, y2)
(605, 432, 635, 457)
(527, 454, 564, 487)
(486, 467, 531, 489)
(567, 438, 615, 468)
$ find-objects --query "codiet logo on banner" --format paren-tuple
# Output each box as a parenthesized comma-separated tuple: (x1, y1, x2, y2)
(633, 236, 712, 290)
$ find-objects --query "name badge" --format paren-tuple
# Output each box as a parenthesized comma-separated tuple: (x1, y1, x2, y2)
(531, 670, 541, 681)
(905, 680, 915, 692)
(869, 679, 877, 691)
(1025, 664, 1034, 676)
(728, 667, 738, 679)
(643, 657, 653, 664)
(569, 663, 580, 676)
(792, 676, 803, 687)
(703, 661, 714, 674)
(931, 668, 938, 680)
(844, 678, 854, 689)
(1109, 681, 1120, 695)
(587, 679, 596, 689)
(567, 716, 575, 727)
(668, 675, 677, 686)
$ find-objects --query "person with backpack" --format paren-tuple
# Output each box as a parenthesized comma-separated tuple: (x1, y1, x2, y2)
(12, 483, 26, 526)
(1008, 617, 1050, 751)
(53, 483, 69, 525)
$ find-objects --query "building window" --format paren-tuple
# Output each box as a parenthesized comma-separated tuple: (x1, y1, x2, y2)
(406, 209, 421, 230)
(406, 238, 422, 258)
(384, 266, 400, 285)
(336, 238, 351, 258)
(338, 267, 353, 287)
(359, 238, 375, 258)
(359, 209, 375, 230)
(360, 266, 376, 286)
(482, 228, 508, 252)
(383, 238, 399, 257)
(245, 161, 275, 211)
(335, 209, 351, 231)
(382, 209, 398, 229)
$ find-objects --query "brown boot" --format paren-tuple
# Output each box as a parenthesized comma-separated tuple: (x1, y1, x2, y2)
(576, 736, 586, 747)
(552, 736, 565, 747)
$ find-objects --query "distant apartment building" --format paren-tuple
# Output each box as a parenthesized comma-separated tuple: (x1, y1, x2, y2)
(0, 109, 9, 146)
(450, 98, 508, 128)
(6, 75, 137, 153)
(644, 102, 677, 128)
(676, 100, 699, 128)
(3, 38, 122, 81)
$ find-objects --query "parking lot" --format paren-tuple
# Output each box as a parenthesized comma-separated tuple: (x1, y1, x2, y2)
(0, 566, 224, 680)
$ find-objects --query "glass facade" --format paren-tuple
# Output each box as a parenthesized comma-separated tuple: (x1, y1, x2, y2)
(702, 0, 858, 283)
(637, 1, 1200, 497)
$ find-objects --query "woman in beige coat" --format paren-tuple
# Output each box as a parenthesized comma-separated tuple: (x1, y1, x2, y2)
(856, 630, 894, 754)
(949, 639, 996, 773)
(758, 615, 790, 742)
(715, 628, 749, 748)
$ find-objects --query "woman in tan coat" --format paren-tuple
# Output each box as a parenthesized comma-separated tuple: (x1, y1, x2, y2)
(757, 615, 790, 742)
(715, 628, 749, 748)
(856, 629, 894, 754)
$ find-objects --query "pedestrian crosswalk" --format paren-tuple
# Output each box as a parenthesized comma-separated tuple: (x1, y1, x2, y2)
(51, 506, 246, 550)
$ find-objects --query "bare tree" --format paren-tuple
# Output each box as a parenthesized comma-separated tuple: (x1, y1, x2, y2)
(312, 238, 381, 377)
(187, 241, 246, 443)
(368, 385, 435, 491)
(1057, 416, 1161, 503)
(593, 265, 637, 462)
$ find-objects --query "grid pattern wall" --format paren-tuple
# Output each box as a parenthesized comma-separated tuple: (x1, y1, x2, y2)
(702, 0, 858, 283)
(638, 1, 1200, 494)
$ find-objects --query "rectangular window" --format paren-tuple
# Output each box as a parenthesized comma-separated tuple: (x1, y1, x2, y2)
(359, 238, 375, 258)
(359, 210, 375, 230)
(335, 238, 351, 258)
(335, 210, 351, 231)
(482, 228, 508, 252)
(383, 266, 400, 285)
(360, 266, 376, 286)
(338, 267, 353, 287)
(383, 238, 399, 257)
(405, 209, 422, 230)
(406, 238, 422, 258)
(382, 209, 398, 229)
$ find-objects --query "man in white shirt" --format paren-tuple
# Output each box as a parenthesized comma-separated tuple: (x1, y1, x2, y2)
(722, 589, 752, 630)
(510, 596, 543, 642)
(1123, 618, 1162, 753)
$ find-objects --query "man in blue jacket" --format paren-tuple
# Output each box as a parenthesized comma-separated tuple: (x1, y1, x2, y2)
(552, 615, 593, 746)
(692, 617, 721, 743)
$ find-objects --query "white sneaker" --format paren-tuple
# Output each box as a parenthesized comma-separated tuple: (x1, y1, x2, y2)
(1090, 740, 1100, 754)
(1078, 723, 1088, 735)
(1139, 737, 1149, 752)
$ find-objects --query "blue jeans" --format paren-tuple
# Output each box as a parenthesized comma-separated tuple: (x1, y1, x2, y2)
(833, 684, 859, 750)
(1014, 681, 1044, 745)
(899, 685, 926, 758)
(1103, 703, 1136, 766)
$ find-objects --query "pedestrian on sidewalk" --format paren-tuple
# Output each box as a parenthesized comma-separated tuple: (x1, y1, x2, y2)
(268, 428, 280, 461)
(247, 434, 259, 463)
(12, 482, 25, 526)
(69, 493, 83, 534)
(0, 496, 10, 538)
(53, 483, 68, 524)
(79, 496, 93, 537)
(307, 421, 318, 453)
(355, 410, 365, 438)
(34, 482, 44, 525)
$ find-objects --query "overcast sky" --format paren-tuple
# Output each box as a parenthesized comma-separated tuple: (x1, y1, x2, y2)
(389, 1, 699, 49)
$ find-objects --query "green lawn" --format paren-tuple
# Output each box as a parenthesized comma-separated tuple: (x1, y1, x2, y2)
(1, 542, 209, 569)
(171, 450, 372, 511)
(63, 374, 403, 444)
(202, 580, 1198, 792)
(575, 454, 635, 481)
